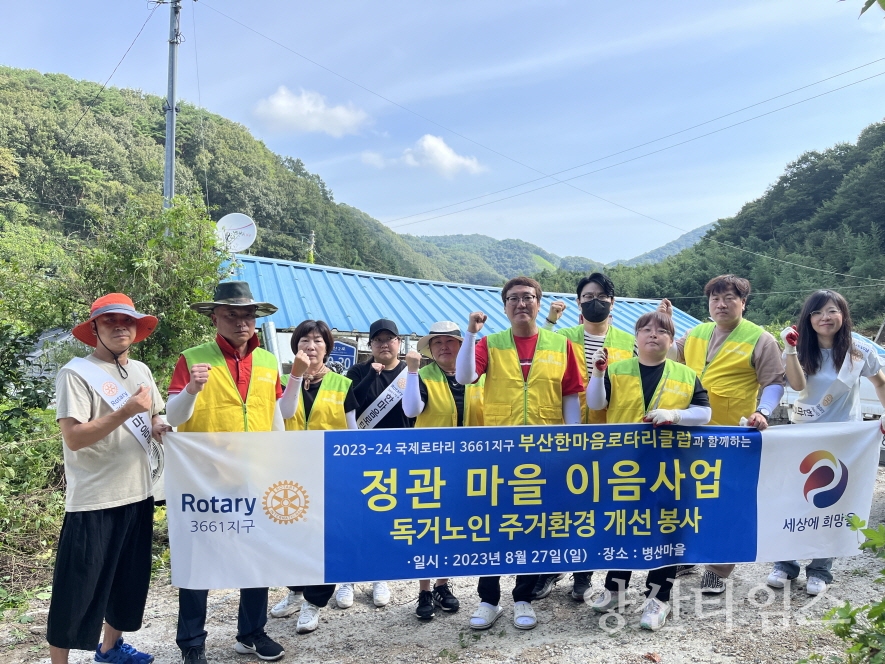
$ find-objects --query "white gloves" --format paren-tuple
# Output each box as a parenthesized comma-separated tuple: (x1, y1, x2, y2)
(644, 409, 681, 426)
(781, 326, 798, 356)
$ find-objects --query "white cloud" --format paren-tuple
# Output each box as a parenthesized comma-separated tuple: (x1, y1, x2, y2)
(361, 151, 387, 169)
(254, 86, 368, 137)
(402, 135, 485, 177)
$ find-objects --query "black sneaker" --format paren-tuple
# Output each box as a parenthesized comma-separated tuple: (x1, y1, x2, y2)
(674, 565, 698, 578)
(700, 570, 726, 595)
(570, 572, 591, 601)
(233, 632, 284, 661)
(531, 573, 565, 600)
(416, 590, 435, 620)
(181, 647, 209, 664)
(431, 583, 460, 612)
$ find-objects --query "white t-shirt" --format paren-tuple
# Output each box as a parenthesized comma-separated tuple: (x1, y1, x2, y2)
(788, 342, 882, 423)
(55, 355, 165, 512)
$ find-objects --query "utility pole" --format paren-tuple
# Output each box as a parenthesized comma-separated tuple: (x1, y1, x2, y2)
(163, 0, 182, 208)
(307, 230, 316, 264)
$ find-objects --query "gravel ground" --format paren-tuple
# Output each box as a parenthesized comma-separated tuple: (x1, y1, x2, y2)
(4, 466, 883, 664)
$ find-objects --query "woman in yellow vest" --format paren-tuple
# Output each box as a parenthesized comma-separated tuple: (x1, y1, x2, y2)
(272, 320, 360, 634)
(585, 311, 711, 632)
(402, 321, 482, 621)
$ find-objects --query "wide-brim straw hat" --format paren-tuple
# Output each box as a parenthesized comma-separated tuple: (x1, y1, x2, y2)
(72, 293, 158, 347)
(189, 281, 278, 317)
(416, 321, 463, 358)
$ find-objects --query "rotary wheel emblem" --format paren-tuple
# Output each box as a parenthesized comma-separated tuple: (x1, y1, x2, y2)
(397, 375, 407, 389)
(102, 382, 118, 396)
(263, 481, 309, 524)
(822, 394, 833, 407)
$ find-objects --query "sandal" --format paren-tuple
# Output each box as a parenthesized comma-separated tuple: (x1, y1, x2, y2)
(513, 601, 537, 630)
(469, 602, 504, 630)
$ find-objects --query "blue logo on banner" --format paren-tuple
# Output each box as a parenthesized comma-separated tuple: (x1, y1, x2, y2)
(322, 424, 761, 583)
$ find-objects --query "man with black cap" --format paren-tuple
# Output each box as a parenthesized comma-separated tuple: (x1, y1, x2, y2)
(166, 282, 285, 664)
(50, 293, 168, 664)
(337, 318, 408, 609)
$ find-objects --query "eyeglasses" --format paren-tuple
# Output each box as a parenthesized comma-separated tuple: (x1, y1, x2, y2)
(810, 308, 842, 318)
(579, 293, 611, 303)
(371, 336, 399, 346)
(504, 295, 538, 305)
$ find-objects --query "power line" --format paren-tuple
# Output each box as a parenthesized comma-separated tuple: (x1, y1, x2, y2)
(385, 57, 885, 226)
(390, 68, 885, 231)
(61, 5, 160, 147)
(189, 5, 885, 284)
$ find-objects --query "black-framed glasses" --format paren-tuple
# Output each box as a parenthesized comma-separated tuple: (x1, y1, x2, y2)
(579, 293, 611, 303)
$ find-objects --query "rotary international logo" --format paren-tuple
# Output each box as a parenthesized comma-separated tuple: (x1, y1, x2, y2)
(397, 375, 407, 389)
(263, 481, 309, 524)
(102, 381, 118, 396)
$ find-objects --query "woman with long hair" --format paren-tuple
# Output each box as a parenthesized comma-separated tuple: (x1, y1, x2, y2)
(767, 290, 885, 595)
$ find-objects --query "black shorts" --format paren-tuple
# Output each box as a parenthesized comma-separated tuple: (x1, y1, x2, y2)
(47, 497, 154, 650)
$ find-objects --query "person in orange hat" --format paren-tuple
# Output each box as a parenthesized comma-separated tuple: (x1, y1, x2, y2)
(49, 294, 169, 664)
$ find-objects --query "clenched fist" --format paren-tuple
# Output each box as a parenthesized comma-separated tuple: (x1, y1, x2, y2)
(405, 350, 423, 373)
(186, 363, 212, 395)
(591, 347, 608, 378)
(467, 311, 488, 334)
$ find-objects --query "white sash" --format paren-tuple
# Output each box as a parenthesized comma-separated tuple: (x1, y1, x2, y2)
(357, 365, 408, 430)
(65, 357, 152, 453)
(791, 346, 865, 423)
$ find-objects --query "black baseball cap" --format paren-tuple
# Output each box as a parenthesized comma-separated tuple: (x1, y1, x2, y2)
(369, 318, 399, 339)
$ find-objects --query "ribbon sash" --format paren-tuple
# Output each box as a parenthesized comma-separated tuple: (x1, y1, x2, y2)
(791, 349, 864, 423)
(65, 357, 152, 453)
(356, 365, 408, 430)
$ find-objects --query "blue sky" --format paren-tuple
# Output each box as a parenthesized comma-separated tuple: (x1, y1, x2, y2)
(1, 1, 884, 264)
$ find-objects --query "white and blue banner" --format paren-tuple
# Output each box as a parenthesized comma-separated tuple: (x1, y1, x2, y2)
(165, 421, 880, 590)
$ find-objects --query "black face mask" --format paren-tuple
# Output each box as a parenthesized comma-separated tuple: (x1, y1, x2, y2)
(581, 299, 611, 323)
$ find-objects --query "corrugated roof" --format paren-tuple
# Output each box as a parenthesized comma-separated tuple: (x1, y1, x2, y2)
(231, 255, 702, 338)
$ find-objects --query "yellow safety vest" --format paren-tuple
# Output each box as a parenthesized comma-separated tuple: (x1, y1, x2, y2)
(559, 324, 634, 424)
(415, 362, 485, 428)
(483, 328, 567, 426)
(178, 341, 278, 433)
(282, 372, 352, 431)
(607, 358, 697, 424)
(683, 320, 764, 426)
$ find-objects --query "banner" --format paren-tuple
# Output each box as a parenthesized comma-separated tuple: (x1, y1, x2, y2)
(164, 421, 880, 590)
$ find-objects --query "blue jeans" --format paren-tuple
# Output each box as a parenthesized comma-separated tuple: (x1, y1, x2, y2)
(773, 559, 833, 583)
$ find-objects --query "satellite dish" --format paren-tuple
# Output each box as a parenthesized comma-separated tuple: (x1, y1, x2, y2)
(216, 213, 257, 252)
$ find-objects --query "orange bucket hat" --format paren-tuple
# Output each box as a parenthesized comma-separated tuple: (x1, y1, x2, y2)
(72, 294, 159, 347)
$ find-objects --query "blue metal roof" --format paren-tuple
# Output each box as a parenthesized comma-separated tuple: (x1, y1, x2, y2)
(231, 255, 703, 338)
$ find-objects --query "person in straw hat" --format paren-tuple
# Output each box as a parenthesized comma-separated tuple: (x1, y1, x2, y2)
(402, 321, 485, 621)
(49, 294, 169, 664)
(165, 281, 286, 664)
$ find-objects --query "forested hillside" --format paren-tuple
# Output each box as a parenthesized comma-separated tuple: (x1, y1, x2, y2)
(535, 120, 885, 331)
(608, 223, 715, 267)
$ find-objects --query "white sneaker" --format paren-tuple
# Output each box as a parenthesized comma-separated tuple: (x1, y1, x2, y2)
(335, 583, 354, 609)
(295, 601, 320, 633)
(639, 597, 671, 631)
(766, 568, 792, 589)
(591, 589, 630, 613)
(806, 577, 828, 595)
(269, 590, 303, 618)
(373, 581, 391, 607)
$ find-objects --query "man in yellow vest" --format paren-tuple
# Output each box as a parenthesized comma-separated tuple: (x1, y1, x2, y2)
(402, 321, 482, 621)
(539, 272, 637, 600)
(455, 277, 584, 632)
(659, 274, 784, 594)
(165, 282, 285, 664)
